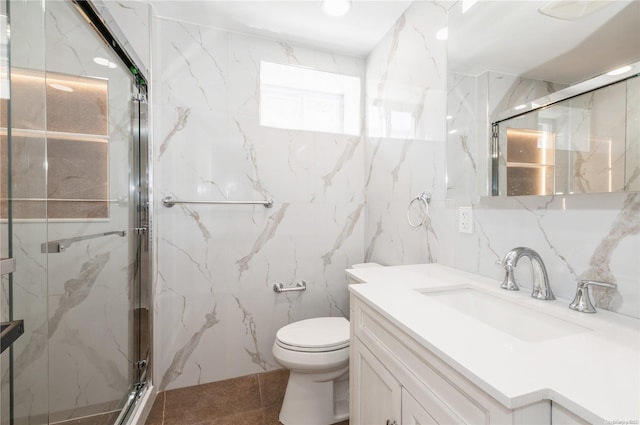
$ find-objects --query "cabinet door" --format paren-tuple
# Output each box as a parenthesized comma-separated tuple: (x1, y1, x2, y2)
(351, 338, 402, 425)
(402, 388, 438, 425)
(551, 402, 590, 425)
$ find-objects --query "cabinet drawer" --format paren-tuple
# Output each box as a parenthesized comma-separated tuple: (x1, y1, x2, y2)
(352, 296, 514, 425)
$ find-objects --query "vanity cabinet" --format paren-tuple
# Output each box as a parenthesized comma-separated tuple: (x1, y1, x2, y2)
(350, 294, 551, 425)
(351, 337, 401, 424)
(551, 403, 590, 425)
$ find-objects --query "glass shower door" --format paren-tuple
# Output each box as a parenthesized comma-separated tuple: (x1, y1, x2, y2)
(42, 1, 137, 423)
(2, 0, 50, 423)
(3, 0, 144, 423)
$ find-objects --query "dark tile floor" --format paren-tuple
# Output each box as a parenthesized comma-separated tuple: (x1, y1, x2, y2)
(144, 369, 348, 425)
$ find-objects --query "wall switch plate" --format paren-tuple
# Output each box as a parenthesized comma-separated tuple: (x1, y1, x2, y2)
(459, 207, 473, 234)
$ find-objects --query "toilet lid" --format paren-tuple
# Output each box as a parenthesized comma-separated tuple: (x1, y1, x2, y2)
(276, 317, 350, 352)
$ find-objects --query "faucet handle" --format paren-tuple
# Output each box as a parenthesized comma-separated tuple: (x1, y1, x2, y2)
(496, 257, 519, 290)
(569, 280, 617, 313)
(499, 263, 519, 291)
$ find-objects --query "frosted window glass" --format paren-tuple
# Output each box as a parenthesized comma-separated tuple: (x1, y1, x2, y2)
(260, 61, 360, 135)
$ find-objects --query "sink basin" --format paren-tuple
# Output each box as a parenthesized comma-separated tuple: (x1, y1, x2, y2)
(419, 287, 591, 342)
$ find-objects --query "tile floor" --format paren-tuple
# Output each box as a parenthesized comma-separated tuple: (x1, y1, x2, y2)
(144, 369, 349, 425)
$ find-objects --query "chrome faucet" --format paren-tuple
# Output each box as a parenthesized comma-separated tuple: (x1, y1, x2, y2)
(497, 247, 555, 300)
(569, 280, 617, 313)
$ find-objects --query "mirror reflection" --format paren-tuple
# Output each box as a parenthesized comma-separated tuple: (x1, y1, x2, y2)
(494, 74, 639, 196)
(446, 0, 640, 199)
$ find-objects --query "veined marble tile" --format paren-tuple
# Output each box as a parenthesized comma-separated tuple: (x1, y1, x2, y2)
(156, 202, 362, 390)
(446, 73, 479, 200)
(154, 18, 228, 116)
(488, 72, 567, 120)
(153, 15, 367, 391)
(94, 0, 151, 76)
(626, 76, 640, 191)
(366, 1, 447, 142)
(363, 1, 447, 268)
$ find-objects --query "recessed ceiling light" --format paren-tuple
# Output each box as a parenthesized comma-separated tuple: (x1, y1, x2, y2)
(448, 129, 458, 134)
(48, 83, 74, 92)
(446, 115, 453, 120)
(436, 27, 448, 41)
(607, 65, 632, 76)
(514, 104, 527, 110)
(322, 0, 351, 17)
(93, 57, 118, 69)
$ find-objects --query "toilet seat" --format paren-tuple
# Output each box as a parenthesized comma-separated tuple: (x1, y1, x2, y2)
(276, 317, 349, 353)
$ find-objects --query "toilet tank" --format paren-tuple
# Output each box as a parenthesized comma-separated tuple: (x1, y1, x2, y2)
(347, 262, 383, 285)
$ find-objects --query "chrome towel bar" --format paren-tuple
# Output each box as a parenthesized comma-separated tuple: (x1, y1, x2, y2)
(162, 196, 274, 208)
(273, 281, 307, 293)
(42, 230, 126, 253)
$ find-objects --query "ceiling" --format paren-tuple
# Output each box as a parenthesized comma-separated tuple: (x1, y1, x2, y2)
(448, 0, 640, 84)
(146, 0, 640, 85)
(147, 0, 413, 57)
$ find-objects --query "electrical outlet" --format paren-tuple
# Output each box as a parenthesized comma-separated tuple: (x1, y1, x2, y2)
(459, 207, 473, 234)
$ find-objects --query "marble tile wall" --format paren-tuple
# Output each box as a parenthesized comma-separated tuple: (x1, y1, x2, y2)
(626, 76, 640, 191)
(363, 1, 448, 266)
(443, 70, 640, 319)
(94, 0, 151, 78)
(103, 0, 640, 400)
(152, 17, 365, 391)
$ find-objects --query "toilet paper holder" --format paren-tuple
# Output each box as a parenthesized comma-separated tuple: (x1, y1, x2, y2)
(273, 281, 307, 293)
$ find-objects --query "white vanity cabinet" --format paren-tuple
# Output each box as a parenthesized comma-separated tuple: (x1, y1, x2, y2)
(350, 294, 551, 425)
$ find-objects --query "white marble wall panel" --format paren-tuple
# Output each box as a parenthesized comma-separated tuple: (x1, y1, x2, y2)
(366, 2, 447, 143)
(488, 72, 567, 122)
(627, 76, 640, 191)
(153, 17, 365, 391)
(363, 1, 447, 267)
(94, 0, 151, 77)
(446, 73, 479, 201)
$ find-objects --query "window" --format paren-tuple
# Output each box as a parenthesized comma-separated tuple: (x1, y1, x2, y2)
(260, 61, 360, 135)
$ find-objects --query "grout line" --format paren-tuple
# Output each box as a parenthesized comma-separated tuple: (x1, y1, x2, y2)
(257, 372, 265, 408)
(160, 391, 167, 425)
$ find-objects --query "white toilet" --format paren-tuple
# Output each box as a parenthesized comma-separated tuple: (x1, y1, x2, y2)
(272, 263, 382, 425)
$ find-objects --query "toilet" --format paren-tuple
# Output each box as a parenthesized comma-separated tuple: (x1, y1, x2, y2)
(272, 263, 382, 425)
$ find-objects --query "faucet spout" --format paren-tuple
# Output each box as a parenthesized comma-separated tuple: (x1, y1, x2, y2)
(499, 247, 555, 300)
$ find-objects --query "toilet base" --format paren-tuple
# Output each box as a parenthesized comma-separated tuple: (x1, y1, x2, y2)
(279, 369, 349, 425)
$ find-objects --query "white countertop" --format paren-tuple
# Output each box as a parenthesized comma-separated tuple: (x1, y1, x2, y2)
(347, 263, 640, 424)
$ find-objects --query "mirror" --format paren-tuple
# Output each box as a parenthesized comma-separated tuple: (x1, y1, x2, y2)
(446, 0, 640, 199)
(493, 69, 639, 196)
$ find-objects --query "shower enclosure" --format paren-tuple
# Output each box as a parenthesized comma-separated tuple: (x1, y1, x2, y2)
(0, 0, 150, 424)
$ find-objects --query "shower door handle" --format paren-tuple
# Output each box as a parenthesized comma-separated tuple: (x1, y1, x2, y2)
(0, 320, 24, 353)
(41, 230, 126, 253)
(0, 258, 16, 276)
(0, 258, 22, 353)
